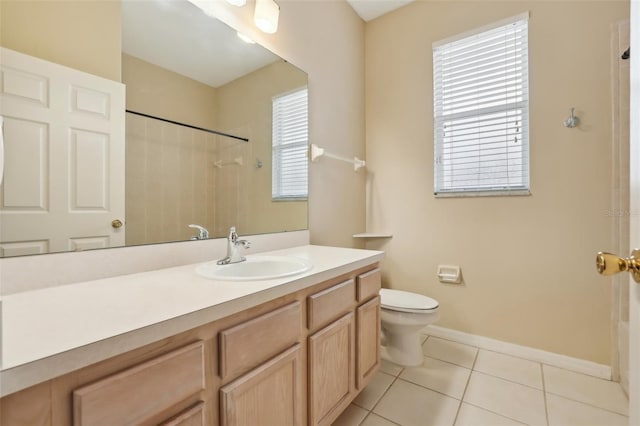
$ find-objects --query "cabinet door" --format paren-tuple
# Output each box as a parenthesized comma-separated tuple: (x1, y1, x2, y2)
(159, 402, 205, 426)
(357, 296, 381, 389)
(220, 344, 302, 426)
(308, 313, 355, 426)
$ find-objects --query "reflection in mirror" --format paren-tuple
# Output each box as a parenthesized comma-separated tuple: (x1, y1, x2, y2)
(0, 0, 308, 258)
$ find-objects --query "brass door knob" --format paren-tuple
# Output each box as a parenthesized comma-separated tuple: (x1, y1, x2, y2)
(596, 249, 640, 283)
(111, 219, 123, 229)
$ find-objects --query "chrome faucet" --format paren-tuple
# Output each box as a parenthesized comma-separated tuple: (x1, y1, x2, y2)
(217, 226, 250, 265)
(188, 224, 209, 240)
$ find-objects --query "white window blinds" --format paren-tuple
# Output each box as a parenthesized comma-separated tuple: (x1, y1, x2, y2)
(433, 14, 530, 196)
(272, 87, 308, 200)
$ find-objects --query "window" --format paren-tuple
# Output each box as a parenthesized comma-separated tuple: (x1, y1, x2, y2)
(272, 87, 308, 200)
(433, 13, 530, 196)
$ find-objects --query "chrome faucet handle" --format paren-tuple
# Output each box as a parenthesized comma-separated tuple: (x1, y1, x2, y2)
(188, 224, 209, 240)
(235, 239, 251, 249)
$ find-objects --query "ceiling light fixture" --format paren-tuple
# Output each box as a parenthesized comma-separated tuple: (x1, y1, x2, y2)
(254, 0, 279, 34)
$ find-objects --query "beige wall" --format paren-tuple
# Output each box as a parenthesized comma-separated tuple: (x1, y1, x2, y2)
(207, 1, 366, 248)
(365, 1, 629, 364)
(215, 60, 308, 236)
(122, 54, 218, 130)
(0, 0, 121, 81)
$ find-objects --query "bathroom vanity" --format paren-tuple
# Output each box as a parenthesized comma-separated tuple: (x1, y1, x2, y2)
(0, 245, 383, 426)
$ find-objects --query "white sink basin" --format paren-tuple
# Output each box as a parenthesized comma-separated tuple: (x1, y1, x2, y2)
(196, 255, 312, 281)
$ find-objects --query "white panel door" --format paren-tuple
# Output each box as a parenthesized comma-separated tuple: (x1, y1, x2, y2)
(0, 48, 125, 256)
(629, 1, 639, 423)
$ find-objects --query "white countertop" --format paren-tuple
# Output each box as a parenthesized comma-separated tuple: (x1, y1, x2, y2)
(0, 245, 383, 397)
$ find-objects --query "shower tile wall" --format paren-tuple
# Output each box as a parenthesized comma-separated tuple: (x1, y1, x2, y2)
(125, 113, 250, 245)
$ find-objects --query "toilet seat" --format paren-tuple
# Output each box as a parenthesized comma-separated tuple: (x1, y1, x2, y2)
(379, 288, 439, 314)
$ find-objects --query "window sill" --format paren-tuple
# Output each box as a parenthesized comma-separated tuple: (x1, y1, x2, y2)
(434, 189, 531, 198)
(272, 197, 308, 202)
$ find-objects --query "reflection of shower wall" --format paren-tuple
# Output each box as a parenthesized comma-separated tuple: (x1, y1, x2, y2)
(125, 113, 217, 245)
(212, 130, 252, 238)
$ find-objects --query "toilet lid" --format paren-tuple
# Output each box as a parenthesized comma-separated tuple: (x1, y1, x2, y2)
(379, 288, 439, 313)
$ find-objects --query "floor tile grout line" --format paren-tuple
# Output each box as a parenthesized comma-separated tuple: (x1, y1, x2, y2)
(421, 335, 478, 370)
(470, 369, 546, 392)
(420, 354, 473, 373)
(360, 410, 402, 426)
(395, 375, 466, 402)
(393, 349, 471, 401)
(422, 352, 476, 370)
(361, 367, 403, 423)
(373, 375, 464, 426)
(460, 401, 530, 425)
(453, 343, 481, 425)
(544, 390, 630, 417)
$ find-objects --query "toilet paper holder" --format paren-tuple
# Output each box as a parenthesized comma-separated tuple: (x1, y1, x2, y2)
(437, 265, 462, 284)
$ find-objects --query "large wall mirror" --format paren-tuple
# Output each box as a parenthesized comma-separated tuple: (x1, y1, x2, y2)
(0, 0, 308, 258)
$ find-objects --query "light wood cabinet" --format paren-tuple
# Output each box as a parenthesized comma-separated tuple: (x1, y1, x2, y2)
(159, 402, 205, 426)
(308, 313, 356, 426)
(357, 268, 382, 302)
(0, 263, 381, 426)
(73, 341, 205, 426)
(219, 301, 301, 380)
(356, 295, 381, 389)
(220, 344, 302, 426)
(307, 279, 355, 331)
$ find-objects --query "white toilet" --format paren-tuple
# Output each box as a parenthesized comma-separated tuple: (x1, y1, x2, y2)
(379, 288, 440, 366)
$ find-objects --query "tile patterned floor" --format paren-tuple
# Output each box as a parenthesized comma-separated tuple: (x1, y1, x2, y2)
(332, 335, 629, 426)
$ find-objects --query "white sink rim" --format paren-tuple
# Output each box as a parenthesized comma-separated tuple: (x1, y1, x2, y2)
(196, 255, 312, 281)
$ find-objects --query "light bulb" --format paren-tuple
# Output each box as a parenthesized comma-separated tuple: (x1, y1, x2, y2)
(254, 0, 279, 34)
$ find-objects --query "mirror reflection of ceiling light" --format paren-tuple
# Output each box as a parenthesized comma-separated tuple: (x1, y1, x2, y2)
(225, 0, 247, 6)
(237, 32, 256, 44)
(254, 0, 279, 34)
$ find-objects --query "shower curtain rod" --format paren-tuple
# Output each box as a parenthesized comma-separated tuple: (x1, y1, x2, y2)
(125, 110, 249, 142)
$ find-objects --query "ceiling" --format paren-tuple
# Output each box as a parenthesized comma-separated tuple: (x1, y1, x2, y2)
(346, 0, 415, 22)
(121, 0, 414, 88)
(122, 0, 279, 88)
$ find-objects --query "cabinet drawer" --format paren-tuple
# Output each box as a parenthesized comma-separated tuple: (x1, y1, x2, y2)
(357, 269, 381, 302)
(307, 280, 355, 331)
(219, 301, 301, 380)
(73, 341, 205, 426)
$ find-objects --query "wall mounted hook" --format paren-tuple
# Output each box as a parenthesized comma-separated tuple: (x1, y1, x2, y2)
(563, 107, 579, 128)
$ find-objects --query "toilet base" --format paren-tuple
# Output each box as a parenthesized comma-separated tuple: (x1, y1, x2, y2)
(380, 327, 424, 367)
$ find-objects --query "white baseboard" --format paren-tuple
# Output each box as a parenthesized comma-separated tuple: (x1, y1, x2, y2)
(423, 325, 612, 380)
